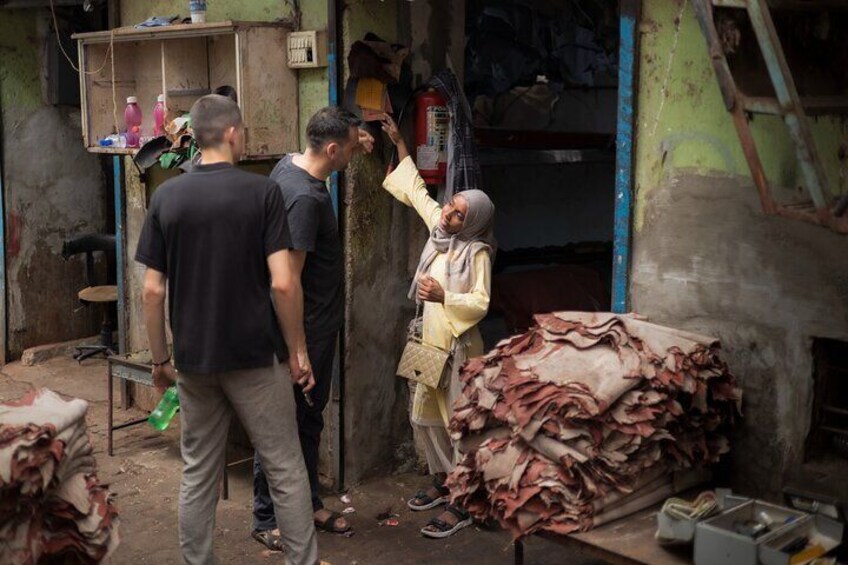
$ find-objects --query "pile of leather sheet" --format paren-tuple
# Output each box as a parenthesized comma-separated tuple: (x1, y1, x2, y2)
(447, 312, 742, 539)
(0, 389, 119, 564)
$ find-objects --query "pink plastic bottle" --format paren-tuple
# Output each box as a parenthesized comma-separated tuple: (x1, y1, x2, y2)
(124, 96, 143, 148)
(153, 94, 166, 137)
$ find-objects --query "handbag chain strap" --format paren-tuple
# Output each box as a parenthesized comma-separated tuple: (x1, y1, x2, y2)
(410, 300, 463, 357)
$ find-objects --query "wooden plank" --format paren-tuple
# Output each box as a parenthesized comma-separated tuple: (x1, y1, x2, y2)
(134, 40, 165, 136)
(746, 0, 833, 209)
(73, 21, 237, 42)
(744, 95, 848, 116)
(77, 40, 89, 147)
(87, 146, 138, 155)
(693, 0, 776, 214)
(208, 34, 238, 99)
(84, 41, 135, 144)
(714, 0, 848, 7)
(238, 26, 298, 157)
(81, 37, 161, 145)
(530, 497, 694, 565)
(72, 21, 287, 42)
(776, 205, 848, 234)
(162, 37, 210, 117)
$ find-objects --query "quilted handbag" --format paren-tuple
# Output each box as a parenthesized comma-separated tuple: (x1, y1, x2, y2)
(396, 305, 453, 389)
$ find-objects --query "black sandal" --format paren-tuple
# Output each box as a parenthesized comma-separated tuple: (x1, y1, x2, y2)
(408, 477, 450, 511)
(421, 504, 473, 539)
(251, 529, 285, 551)
(314, 510, 351, 534)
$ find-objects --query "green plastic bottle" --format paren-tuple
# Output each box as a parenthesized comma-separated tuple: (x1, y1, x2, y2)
(148, 386, 180, 431)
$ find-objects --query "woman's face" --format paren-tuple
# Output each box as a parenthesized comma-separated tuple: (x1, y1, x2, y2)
(440, 194, 468, 234)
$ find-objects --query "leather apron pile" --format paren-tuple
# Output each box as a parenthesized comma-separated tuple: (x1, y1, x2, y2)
(447, 312, 742, 539)
(1, 389, 119, 564)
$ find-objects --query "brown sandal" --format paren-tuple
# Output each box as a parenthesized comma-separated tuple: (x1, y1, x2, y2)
(251, 529, 285, 551)
(315, 510, 351, 534)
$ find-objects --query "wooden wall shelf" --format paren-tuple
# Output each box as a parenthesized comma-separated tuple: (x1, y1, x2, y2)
(74, 21, 299, 160)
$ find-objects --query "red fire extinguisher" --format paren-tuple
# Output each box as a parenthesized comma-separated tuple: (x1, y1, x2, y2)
(414, 88, 449, 185)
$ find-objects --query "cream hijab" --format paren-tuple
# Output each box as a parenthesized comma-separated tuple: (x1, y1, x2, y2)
(409, 189, 496, 301)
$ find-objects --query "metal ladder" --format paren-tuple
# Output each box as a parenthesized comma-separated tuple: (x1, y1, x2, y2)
(692, 0, 848, 234)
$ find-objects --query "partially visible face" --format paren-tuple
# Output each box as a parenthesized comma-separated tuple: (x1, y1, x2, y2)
(440, 194, 468, 234)
(326, 126, 359, 172)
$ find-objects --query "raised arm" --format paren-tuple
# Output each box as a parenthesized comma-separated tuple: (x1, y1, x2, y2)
(381, 114, 441, 231)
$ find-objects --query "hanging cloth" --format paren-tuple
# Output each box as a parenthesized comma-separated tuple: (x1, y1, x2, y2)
(428, 69, 483, 199)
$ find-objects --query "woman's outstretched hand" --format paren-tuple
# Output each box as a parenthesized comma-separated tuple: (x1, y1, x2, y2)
(381, 113, 402, 145)
(418, 275, 445, 304)
(381, 113, 409, 161)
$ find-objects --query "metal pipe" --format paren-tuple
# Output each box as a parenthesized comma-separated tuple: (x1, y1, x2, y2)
(113, 155, 125, 355)
(328, 0, 346, 492)
(0, 76, 6, 364)
(611, 0, 640, 314)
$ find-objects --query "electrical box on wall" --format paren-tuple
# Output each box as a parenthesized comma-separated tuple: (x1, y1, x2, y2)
(287, 30, 328, 68)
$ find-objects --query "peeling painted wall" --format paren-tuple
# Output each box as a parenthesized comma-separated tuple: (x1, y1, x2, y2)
(0, 11, 106, 361)
(634, 0, 847, 229)
(403, 0, 465, 83)
(340, 0, 413, 484)
(633, 0, 848, 497)
(339, 0, 471, 484)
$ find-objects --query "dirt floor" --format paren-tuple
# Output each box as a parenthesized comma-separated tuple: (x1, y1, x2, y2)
(0, 356, 606, 565)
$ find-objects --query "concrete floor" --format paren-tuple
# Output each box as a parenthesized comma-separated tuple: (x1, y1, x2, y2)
(0, 356, 604, 565)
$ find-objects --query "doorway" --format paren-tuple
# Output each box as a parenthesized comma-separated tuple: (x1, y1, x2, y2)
(462, 0, 633, 348)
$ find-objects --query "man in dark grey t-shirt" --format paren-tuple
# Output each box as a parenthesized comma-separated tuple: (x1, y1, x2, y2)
(252, 107, 374, 546)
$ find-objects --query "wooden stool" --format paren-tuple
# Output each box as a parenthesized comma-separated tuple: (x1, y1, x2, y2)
(74, 285, 118, 362)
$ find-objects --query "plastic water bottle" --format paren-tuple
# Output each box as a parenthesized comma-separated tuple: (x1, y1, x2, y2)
(153, 94, 166, 137)
(148, 386, 179, 431)
(190, 0, 207, 23)
(124, 96, 143, 147)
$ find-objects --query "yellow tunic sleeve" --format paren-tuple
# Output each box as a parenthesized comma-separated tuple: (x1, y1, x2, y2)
(382, 156, 442, 231)
(442, 250, 492, 338)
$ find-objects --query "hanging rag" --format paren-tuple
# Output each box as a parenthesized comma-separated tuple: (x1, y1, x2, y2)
(348, 33, 410, 83)
(428, 69, 483, 199)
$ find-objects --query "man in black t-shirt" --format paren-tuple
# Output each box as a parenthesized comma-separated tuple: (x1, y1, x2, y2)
(136, 95, 318, 565)
(252, 107, 374, 544)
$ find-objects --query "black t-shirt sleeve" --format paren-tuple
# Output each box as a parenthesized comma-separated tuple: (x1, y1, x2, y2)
(286, 195, 321, 253)
(135, 193, 167, 273)
(265, 182, 293, 256)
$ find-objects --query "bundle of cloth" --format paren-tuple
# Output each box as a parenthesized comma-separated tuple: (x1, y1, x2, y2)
(0, 389, 119, 564)
(447, 312, 742, 539)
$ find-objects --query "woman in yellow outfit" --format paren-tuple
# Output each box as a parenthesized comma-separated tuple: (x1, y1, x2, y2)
(381, 114, 495, 539)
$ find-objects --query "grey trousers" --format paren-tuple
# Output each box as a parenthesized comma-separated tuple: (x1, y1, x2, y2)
(177, 361, 318, 565)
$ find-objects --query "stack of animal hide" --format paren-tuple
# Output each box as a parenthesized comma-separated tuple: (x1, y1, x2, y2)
(447, 312, 741, 539)
(0, 389, 119, 563)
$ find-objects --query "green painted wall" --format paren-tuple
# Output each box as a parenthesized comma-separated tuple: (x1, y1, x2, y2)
(123, 0, 293, 23)
(1, 10, 108, 360)
(120, 0, 329, 148)
(634, 0, 847, 230)
(0, 11, 42, 116)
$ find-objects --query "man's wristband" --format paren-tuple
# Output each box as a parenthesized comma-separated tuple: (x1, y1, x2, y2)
(152, 355, 171, 367)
